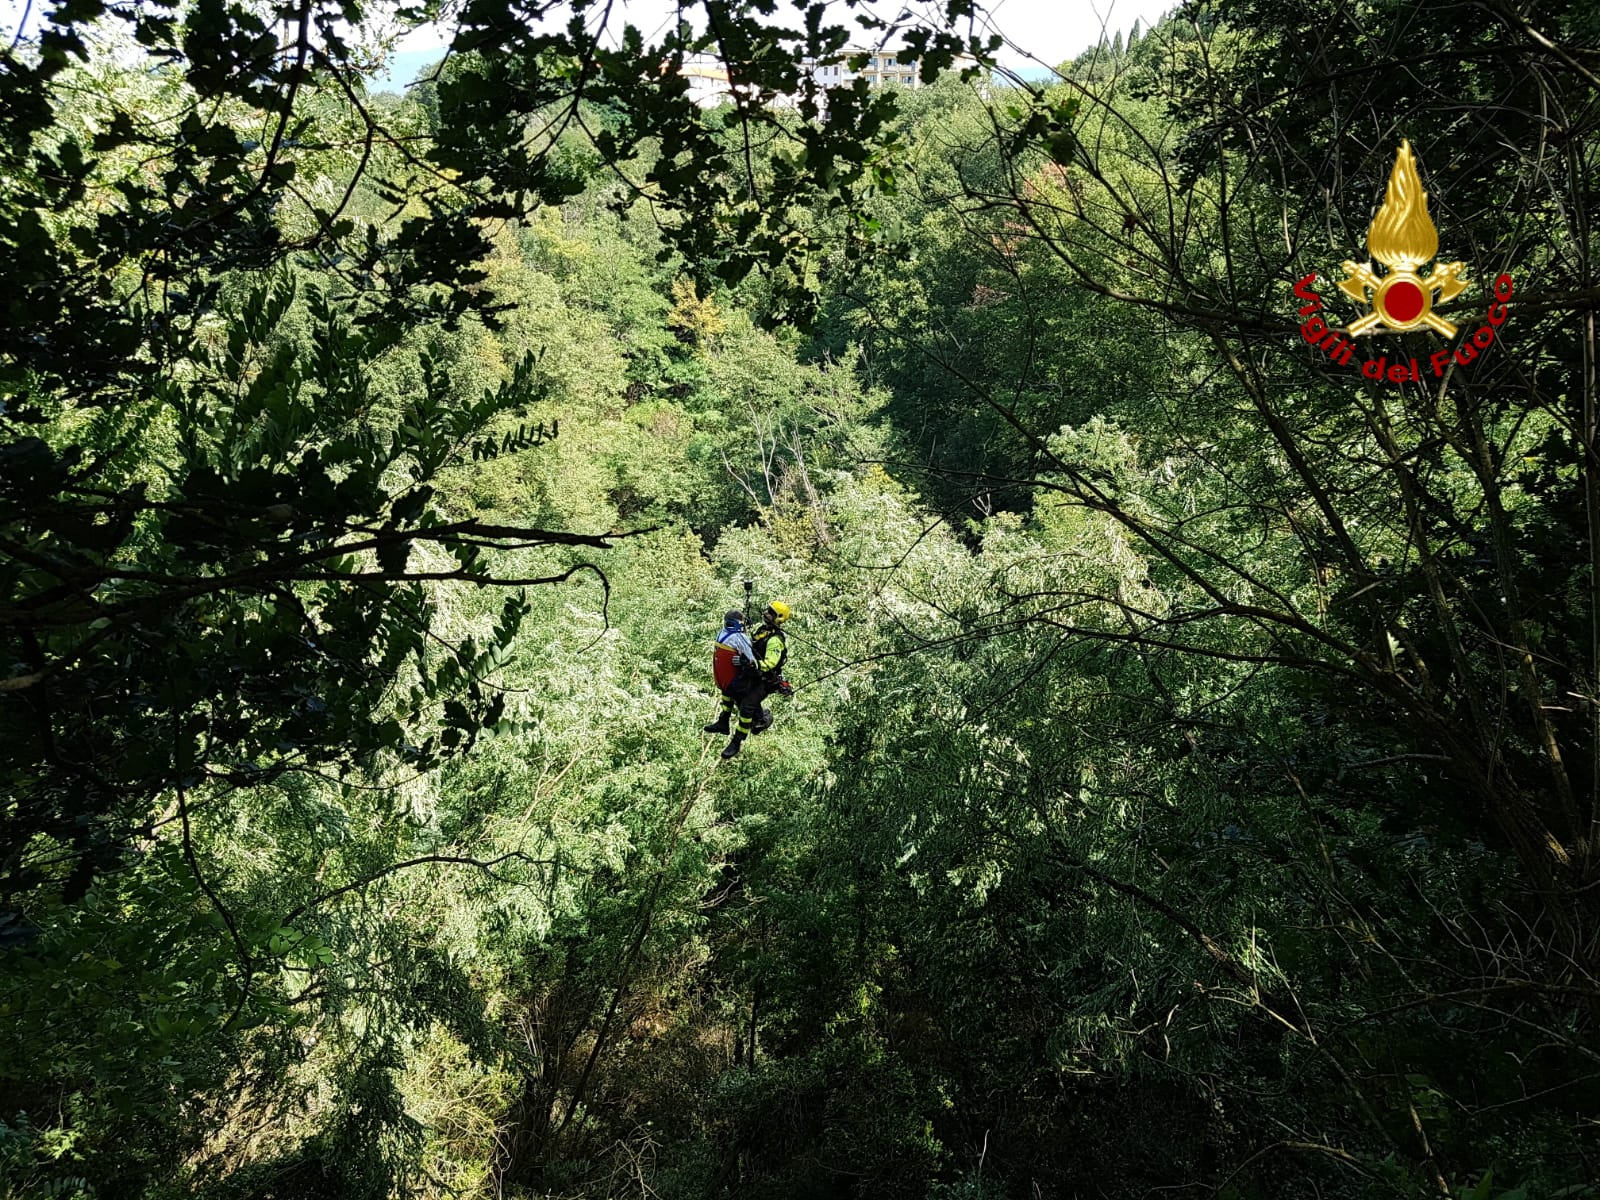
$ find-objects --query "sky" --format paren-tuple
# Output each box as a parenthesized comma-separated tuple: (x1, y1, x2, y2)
(2, 0, 1179, 90)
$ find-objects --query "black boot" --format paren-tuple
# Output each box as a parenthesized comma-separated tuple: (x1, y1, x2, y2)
(720, 732, 747, 760)
(703, 711, 731, 735)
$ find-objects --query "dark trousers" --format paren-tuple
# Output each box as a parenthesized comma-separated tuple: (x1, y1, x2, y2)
(721, 676, 770, 734)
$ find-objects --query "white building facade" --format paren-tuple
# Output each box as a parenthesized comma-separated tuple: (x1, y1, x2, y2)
(806, 47, 922, 91)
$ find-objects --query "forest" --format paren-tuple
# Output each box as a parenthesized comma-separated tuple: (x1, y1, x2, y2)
(3, 0, 1600, 1196)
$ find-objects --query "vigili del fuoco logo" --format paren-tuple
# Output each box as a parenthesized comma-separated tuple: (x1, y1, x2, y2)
(1291, 140, 1513, 385)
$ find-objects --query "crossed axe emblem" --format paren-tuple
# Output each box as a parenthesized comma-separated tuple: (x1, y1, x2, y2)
(1336, 259, 1470, 337)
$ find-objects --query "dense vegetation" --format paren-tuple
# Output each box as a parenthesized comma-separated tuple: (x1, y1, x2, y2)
(4, 0, 1599, 1196)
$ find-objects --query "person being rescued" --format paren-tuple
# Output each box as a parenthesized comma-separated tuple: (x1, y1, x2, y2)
(705, 601, 791, 759)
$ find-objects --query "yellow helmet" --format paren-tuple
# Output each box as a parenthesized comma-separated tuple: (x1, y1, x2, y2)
(764, 600, 791, 625)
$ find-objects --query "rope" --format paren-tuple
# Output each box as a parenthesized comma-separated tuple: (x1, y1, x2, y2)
(766, 625, 861, 694)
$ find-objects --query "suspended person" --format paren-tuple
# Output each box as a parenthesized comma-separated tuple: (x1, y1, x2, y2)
(707, 608, 754, 721)
(703, 601, 791, 759)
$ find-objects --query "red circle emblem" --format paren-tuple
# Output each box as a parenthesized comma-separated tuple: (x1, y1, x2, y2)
(1384, 279, 1426, 324)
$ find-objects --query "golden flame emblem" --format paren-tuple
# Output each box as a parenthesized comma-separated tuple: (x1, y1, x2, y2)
(1337, 140, 1469, 336)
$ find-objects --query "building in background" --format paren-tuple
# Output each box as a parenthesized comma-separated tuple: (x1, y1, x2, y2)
(670, 54, 735, 107)
(809, 46, 985, 96)
(808, 47, 919, 89)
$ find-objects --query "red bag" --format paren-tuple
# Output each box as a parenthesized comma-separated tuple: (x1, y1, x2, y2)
(713, 646, 738, 691)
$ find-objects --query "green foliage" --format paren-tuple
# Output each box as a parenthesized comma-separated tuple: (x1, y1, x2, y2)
(6, 1, 1600, 1198)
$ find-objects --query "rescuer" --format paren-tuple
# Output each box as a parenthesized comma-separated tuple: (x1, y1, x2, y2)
(704, 601, 792, 759)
